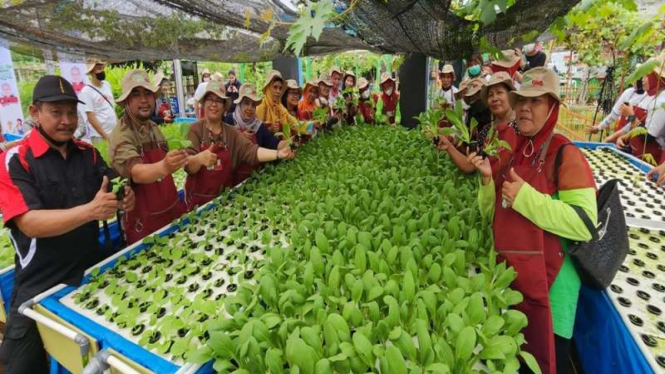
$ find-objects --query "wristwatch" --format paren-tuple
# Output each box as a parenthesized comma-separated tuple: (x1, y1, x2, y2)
(627, 115, 636, 123)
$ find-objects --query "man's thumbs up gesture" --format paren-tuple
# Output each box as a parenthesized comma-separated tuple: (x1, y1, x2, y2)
(501, 168, 525, 207)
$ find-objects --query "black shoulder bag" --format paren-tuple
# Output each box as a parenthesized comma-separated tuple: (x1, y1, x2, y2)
(554, 144, 629, 290)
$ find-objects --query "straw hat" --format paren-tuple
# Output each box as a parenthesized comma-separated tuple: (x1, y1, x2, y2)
(85, 59, 106, 74)
(303, 81, 318, 93)
(343, 70, 356, 83)
(480, 71, 515, 101)
(198, 80, 231, 112)
(380, 72, 395, 85)
(464, 78, 486, 98)
(262, 70, 285, 93)
(234, 83, 262, 105)
(492, 49, 522, 69)
(439, 64, 456, 79)
(115, 69, 159, 103)
(329, 66, 343, 77)
(358, 77, 369, 90)
(508, 67, 561, 107)
(318, 73, 333, 87)
(282, 79, 302, 98)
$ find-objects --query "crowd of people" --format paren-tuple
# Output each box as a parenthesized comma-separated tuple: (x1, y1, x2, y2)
(585, 53, 665, 185)
(0, 60, 408, 373)
(0, 43, 660, 374)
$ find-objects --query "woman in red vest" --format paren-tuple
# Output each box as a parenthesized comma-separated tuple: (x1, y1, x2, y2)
(184, 82, 294, 209)
(469, 67, 597, 374)
(374, 72, 399, 125)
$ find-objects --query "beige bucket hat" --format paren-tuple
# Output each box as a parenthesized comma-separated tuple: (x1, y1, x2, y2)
(343, 70, 356, 84)
(481, 71, 515, 101)
(211, 72, 224, 82)
(508, 67, 561, 107)
(262, 70, 285, 93)
(646, 52, 665, 78)
(464, 77, 486, 97)
(439, 64, 456, 79)
(198, 80, 231, 112)
(86, 59, 106, 74)
(234, 83, 262, 105)
(380, 72, 395, 85)
(318, 73, 333, 87)
(201, 68, 211, 76)
(282, 79, 302, 98)
(358, 77, 370, 90)
(115, 69, 159, 103)
(492, 49, 522, 69)
(329, 66, 343, 77)
(303, 81, 318, 91)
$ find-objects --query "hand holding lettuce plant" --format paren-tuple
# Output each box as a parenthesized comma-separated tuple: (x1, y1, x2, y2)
(164, 123, 193, 150)
(415, 108, 446, 145)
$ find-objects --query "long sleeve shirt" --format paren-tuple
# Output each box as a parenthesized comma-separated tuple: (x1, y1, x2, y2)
(478, 178, 597, 339)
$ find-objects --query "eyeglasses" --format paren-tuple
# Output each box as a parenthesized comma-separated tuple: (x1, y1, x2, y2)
(205, 98, 225, 105)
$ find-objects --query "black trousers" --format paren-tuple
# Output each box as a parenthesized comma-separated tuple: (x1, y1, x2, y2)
(519, 335, 573, 374)
(0, 313, 49, 374)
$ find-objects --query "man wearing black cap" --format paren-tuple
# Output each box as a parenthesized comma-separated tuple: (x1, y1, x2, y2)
(0, 75, 135, 374)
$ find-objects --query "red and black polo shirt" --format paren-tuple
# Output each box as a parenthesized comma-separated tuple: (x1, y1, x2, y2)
(0, 130, 114, 312)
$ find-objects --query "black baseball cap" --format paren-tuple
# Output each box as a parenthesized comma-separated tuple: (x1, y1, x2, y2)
(32, 75, 83, 104)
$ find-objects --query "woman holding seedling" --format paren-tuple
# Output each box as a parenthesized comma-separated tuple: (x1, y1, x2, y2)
(437, 72, 517, 178)
(469, 67, 597, 374)
(184, 81, 294, 209)
(225, 83, 288, 185)
(256, 70, 298, 133)
(357, 78, 375, 124)
(109, 69, 187, 245)
(374, 72, 400, 125)
(616, 54, 665, 164)
(281, 79, 302, 119)
(297, 81, 319, 120)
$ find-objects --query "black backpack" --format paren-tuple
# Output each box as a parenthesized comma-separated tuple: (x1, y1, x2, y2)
(555, 144, 629, 290)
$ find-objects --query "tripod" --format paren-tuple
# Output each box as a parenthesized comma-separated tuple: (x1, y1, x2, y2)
(589, 48, 617, 141)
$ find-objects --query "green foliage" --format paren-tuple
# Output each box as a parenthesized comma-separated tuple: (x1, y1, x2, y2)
(71, 126, 530, 372)
(285, 0, 336, 56)
(551, 0, 663, 69)
(163, 123, 193, 150)
(451, 0, 517, 24)
(0, 223, 15, 269)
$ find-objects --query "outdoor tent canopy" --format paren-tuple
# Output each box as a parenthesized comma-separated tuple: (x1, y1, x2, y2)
(0, 0, 579, 62)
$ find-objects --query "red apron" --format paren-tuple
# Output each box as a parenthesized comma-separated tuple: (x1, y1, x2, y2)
(629, 106, 661, 162)
(125, 145, 187, 245)
(613, 114, 630, 133)
(185, 143, 233, 209)
(358, 100, 374, 124)
(494, 136, 566, 374)
(232, 131, 260, 186)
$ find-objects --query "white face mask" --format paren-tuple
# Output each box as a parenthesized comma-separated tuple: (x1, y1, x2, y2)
(385, 88, 394, 96)
(203, 77, 211, 82)
(361, 90, 370, 99)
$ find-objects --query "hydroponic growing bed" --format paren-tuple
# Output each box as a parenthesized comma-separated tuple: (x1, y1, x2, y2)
(38, 126, 538, 374)
(580, 147, 664, 223)
(608, 227, 665, 372)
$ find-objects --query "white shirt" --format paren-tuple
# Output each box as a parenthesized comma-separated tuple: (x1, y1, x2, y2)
(79, 81, 117, 138)
(598, 87, 648, 130)
(194, 81, 209, 102)
(437, 86, 459, 105)
(644, 92, 665, 147)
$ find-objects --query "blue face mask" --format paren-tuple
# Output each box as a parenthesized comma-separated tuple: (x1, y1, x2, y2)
(468, 65, 481, 77)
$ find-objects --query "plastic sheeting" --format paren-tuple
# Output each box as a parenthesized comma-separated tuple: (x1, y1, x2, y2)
(575, 285, 656, 374)
(0, 0, 580, 62)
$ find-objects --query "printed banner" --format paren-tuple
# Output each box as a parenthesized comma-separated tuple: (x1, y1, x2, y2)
(0, 39, 24, 136)
(57, 52, 89, 95)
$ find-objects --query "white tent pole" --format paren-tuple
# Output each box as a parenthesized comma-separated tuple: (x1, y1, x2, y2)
(173, 59, 185, 117)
